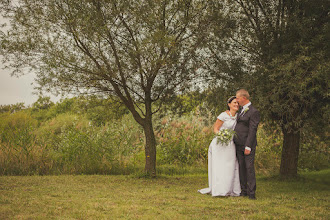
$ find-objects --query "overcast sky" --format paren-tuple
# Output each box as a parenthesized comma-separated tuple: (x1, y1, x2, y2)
(0, 65, 62, 106)
(0, 12, 39, 106)
(0, 67, 38, 106)
(0, 12, 61, 106)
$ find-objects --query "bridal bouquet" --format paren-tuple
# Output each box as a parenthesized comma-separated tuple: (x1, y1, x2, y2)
(215, 129, 236, 145)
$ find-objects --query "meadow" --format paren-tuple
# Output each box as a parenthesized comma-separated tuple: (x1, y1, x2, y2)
(0, 96, 329, 219)
(0, 169, 329, 219)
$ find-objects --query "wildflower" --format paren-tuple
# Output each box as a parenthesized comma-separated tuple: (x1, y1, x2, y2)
(161, 118, 168, 125)
(202, 127, 210, 133)
(185, 124, 193, 130)
(170, 121, 178, 127)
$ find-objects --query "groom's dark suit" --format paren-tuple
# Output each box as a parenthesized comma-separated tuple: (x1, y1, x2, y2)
(234, 104, 260, 197)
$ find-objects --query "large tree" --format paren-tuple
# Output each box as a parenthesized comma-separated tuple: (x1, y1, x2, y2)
(228, 0, 329, 176)
(0, 0, 222, 176)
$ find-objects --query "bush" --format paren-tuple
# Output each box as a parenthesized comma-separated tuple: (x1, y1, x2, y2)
(36, 113, 143, 174)
(0, 111, 39, 175)
(155, 112, 213, 166)
(254, 124, 282, 175)
(0, 98, 328, 175)
(298, 132, 329, 171)
(0, 112, 144, 175)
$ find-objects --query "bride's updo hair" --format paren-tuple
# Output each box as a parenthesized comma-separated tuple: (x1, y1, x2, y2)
(227, 96, 236, 110)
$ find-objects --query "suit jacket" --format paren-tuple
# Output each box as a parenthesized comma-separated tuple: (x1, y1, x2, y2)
(234, 105, 260, 152)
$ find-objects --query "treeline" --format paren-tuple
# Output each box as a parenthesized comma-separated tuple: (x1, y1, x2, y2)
(1, 0, 328, 177)
(0, 92, 328, 175)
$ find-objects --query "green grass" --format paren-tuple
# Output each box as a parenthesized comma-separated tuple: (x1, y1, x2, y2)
(0, 170, 329, 219)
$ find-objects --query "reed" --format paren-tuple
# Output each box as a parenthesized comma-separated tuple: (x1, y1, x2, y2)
(0, 110, 328, 175)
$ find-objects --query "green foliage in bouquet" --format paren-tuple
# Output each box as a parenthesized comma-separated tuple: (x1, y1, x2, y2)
(215, 129, 236, 145)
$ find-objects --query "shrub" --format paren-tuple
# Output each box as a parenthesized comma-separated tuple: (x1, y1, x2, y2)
(155, 112, 213, 166)
(0, 111, 39, 175)
(298, 132, 329, 171)
(254, 124, 282, 175)
(0, 102, 328, 175)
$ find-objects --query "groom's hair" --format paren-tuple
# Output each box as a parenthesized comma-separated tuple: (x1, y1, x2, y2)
(237, 89, 250, 100)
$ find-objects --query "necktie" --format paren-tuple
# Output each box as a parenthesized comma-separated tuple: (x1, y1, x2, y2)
(240, 108, 245, 116)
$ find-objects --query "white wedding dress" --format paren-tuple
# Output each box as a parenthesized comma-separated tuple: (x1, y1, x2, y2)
(198, 112, 241, 196)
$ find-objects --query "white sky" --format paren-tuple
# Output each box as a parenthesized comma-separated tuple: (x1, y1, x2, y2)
(0, 66, 65, 106)
(0, 67, 39, 106)
(0, 12, 40, 106)
(0, 12, 61, 106)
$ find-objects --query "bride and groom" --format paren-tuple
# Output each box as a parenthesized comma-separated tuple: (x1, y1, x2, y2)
(198, 89, 260, 200)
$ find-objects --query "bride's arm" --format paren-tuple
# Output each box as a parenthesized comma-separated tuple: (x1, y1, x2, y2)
(213, 119, 224, 134)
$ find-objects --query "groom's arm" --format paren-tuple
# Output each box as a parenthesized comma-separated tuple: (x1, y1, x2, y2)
(245, 109, 260, 152)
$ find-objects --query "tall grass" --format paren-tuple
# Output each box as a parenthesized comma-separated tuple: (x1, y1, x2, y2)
(0, 112, 144, 175)
(156, 113, 213, 166)
(0, 109, 328, 175)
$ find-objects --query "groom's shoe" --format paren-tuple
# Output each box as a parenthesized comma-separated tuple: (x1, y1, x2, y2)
(249, 194, 256, 200)
(240, 192, 248, 197)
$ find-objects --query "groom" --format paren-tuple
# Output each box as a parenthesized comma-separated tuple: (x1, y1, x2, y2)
(234, 89, 260, 200)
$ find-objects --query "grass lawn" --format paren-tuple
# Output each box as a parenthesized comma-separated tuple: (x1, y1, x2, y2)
(0, 169, 329, 219)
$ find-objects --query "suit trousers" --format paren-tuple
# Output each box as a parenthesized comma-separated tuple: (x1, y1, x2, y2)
(236, 148, 256, 196)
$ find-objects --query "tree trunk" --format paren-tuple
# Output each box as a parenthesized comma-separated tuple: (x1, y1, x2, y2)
(143, 93, 157, 177)
(280, 128, 300, 177)
(143, 117, 157, 177)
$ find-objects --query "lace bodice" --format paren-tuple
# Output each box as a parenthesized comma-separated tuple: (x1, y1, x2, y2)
(217, 112, 237, 130)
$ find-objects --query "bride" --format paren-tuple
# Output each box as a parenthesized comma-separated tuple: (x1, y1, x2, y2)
(198, 96, 241, 196)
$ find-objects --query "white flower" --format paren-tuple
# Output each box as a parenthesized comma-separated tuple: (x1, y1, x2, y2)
(215, 128, 236, 146)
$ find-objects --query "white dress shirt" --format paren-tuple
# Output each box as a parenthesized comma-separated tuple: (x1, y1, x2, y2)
(241, 102, 251, 115)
